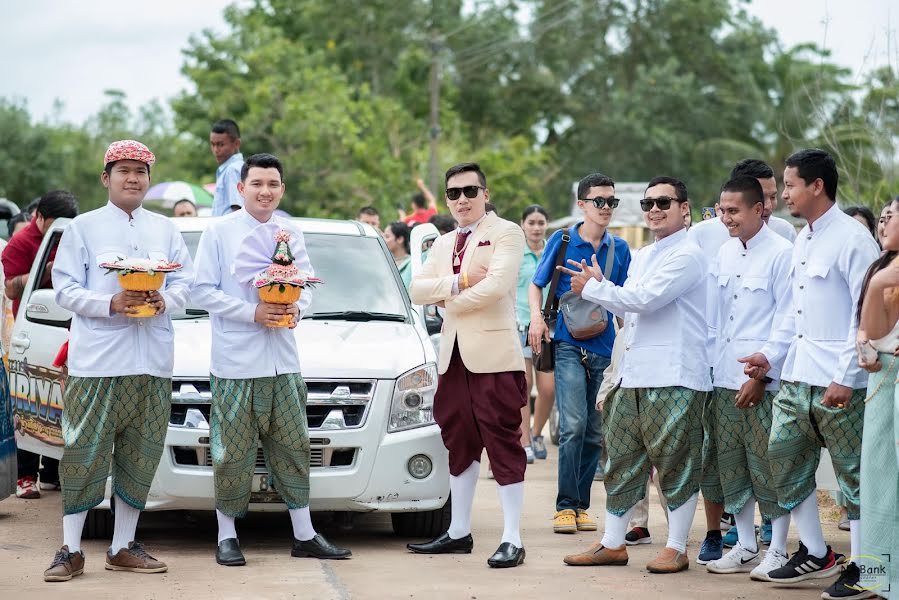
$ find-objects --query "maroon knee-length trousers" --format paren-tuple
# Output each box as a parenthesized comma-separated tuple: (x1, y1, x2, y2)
(433, 344, 528, 486)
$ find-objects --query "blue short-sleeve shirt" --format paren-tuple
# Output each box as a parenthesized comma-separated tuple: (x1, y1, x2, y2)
(532, 223, 631, 357)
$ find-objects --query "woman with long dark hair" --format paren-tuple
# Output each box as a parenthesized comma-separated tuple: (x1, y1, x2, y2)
(856, 194, 899, 595)
(384, 222, 412, 290)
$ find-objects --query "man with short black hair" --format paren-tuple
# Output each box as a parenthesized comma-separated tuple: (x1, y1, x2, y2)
(742, 149, 879, 596)
(703, 176, 793, 580)
(561, 176, 709, 574)
(409, 162, 528, 568)
(356, 206, 381, 229)
(193, 152, 351, 565)
(210, 119, 245, 216)
(401, 178, 438, 225)
(172, 199, 197, 218)
(529, 172, 631, 535)
(2, 189, 78, 500)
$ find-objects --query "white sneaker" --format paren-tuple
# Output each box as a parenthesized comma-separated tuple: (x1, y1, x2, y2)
(707, 542, 760, 574)
(524, 446, 535, 464)
(750, 548, 789, 582)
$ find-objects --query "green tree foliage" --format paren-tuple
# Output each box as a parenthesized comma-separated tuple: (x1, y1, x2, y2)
(0, 0, 896, 220)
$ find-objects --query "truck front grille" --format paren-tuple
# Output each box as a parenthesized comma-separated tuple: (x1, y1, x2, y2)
(171, 439, 357, 471)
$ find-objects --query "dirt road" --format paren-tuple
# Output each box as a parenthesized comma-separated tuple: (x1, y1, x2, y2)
(0, 447, 847, 600)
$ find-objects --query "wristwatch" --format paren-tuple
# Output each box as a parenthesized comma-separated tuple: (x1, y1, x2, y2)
(762, 376, 773, 384)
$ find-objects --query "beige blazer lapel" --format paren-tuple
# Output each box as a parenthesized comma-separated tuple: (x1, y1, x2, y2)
(460, 212, 497, 273)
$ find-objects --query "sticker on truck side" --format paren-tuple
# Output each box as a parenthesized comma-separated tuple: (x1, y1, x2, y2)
(8, 359, 65, 446)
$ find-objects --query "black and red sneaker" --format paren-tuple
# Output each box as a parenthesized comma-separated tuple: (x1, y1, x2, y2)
(624, 527, 652, 546)
(767, 543, 841, 583)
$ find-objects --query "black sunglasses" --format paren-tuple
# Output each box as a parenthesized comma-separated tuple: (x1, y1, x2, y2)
(582, 196, 620, 209)
(640, 196, 676, 212)
(445, 186, 485, 201)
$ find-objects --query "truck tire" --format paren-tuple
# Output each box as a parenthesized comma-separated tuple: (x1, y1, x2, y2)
(83, 508, 114, 539)
(391, 496, 451, 538)
(549, 403, 560, 445)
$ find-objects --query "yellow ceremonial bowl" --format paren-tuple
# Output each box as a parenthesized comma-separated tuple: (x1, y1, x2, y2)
(118, 271, 164, 292)
(118, 271, 164, 318)
(258, 284, 301, 328)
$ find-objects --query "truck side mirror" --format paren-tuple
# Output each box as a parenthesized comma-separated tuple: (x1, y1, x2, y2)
(25, 289, 72, 327)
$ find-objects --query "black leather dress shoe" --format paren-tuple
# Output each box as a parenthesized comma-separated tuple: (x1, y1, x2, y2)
(216, 538, 246, 566)
(487, 542, 525, 568)
(406, 532, 474, 554)
(291, 534, 352, 559)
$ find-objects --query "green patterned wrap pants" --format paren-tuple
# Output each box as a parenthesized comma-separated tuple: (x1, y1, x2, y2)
(60, 375, 170, 515)
(712, 388, 787, 520)
(768, 381, 865, 520)
(603, 386, 704, 516)
(210, 374, 310, 518)
(701, 390, 724, 504)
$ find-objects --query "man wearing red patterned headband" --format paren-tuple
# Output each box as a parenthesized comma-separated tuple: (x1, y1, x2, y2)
(43, 140, 193, 582)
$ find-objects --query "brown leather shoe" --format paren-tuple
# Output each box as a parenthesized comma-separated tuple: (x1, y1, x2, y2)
(44, 546, 85, 582)
(646, 547, 689, 573)
(105, 541, 168, 573)
(563, 542, 628, 566)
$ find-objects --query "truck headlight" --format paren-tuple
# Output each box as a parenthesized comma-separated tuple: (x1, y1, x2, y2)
(388, 363, 437, 432)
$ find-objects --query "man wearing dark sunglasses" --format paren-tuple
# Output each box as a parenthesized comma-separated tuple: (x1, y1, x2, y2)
(528, 173, 631, 537)
(409, 162, 529, 568)
(560, 176, 710, 575)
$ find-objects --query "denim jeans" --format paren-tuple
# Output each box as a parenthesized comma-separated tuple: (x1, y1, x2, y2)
(554, 341, 610, 511)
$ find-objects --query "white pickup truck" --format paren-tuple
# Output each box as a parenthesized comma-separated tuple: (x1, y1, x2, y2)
(9, 216, 450, 538)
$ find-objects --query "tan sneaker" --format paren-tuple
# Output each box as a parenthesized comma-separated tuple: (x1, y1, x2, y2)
(646, 547, 689, 573)
(44, 546, 85, 582)
(563, 542, 629, 566)
(105, 542, 168, 573)
(553, 509, 577, 534)
(575, 509, 597, 532)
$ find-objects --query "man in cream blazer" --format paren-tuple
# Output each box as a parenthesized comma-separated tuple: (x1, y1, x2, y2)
(408, 162, 527, 568)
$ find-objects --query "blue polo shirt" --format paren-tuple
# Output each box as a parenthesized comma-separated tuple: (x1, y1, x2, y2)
(532, 223, 631, 357)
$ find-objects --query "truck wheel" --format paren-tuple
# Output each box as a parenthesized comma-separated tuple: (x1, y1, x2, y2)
(83, 508, 114, 539)
(549, 403, 560, 445)
(391, 496, 451, 538)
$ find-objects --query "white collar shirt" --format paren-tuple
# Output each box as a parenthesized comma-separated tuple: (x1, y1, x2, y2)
(779, 203, 880, 389)
(582, 228, 711, 391)
(191, 209, 314, 379)
(51, 202, 193, 378)
(712, 225, 794, 391)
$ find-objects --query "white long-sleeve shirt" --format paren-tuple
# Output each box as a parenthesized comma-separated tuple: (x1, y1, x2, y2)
(51, 202, 193, 378)
(582, 228, 711, 391)
(689, 215, 797, 367)
(778, 203, 880, 389)
(711, 225, 794, 391)
(191, 210, 313, 379)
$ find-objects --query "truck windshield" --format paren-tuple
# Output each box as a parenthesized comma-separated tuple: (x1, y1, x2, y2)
(174, 230, 409, 321)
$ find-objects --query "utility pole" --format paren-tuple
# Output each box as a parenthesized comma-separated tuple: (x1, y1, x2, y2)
(428, 28, 441, 198)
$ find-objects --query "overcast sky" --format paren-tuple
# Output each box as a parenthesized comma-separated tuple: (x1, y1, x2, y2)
(1, 0, 896, 125)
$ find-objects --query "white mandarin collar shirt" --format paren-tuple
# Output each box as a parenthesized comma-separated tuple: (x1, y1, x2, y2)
(712, 225, 794, 391)
(582, 228, 711, 391)
(779, 203, 880, 389)
(768, 216, 798, 242)
(191, 209, 313, 379)
(51, 201, 193, 378)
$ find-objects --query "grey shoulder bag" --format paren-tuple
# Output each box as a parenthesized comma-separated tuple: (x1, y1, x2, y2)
(559, 236, 616, 341)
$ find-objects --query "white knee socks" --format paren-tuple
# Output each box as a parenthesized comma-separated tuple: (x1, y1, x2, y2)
(849, 519, 860, 562)
(447, 461, 479, 539)
(770, 513, 790, 556)
(601, 505, 636, 549)
(497, 482, 524, 547)
(63, 511, 88, 552)
(735, 499, 758, 552)
(793, 493, 826, 558)
(216, 509, 237, 543)
(666, 492, 699, 553)
(110, 495, 140, 554)
(289, 506, 316, 541)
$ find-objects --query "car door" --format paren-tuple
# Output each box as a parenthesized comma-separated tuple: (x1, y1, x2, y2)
(8, 220, 72, 459)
